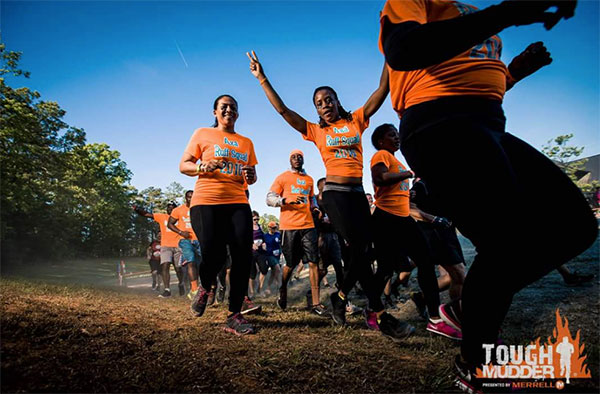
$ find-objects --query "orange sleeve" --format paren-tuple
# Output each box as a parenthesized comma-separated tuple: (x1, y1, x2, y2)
(247, 139, 258, 166)
(382, 0, 427, 25)
(184, 130, 202, 160)
(371, 150, 390, 169)
(303, 122, 318, 142)
(270, 174, 284, 195)
(353, 107, 370, 134)
(309, 176, 315, 198)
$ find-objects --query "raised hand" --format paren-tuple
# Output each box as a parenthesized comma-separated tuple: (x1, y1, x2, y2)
(508, 41, 552, 82)
(500, 0, 577, 30)
(241, 165, 256, 183)
(246, 50, 265, 80)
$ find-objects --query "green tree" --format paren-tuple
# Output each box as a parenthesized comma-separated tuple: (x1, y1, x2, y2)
(541, 134, 599, 192)
(1, 44, 135, 261)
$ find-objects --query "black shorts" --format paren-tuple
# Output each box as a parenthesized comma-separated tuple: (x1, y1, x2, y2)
(148, 259, 160, 272)
(250, 253, 268, 279)
(417, 222, 464, 266)
(317, 232, 341, 272)
(281, 228, 318, 268)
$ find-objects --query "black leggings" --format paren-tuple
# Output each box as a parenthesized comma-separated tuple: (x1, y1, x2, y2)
(400, 96, 598, 365)
(190, 204, 253, 314)
(322, 189, 381, 310)
(372, 208, 439, 314)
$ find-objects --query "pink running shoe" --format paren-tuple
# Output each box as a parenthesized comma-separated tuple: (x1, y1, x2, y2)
(363, 309, 380, 331)
(426, 319, 462, 340)
(439, 302, 462, 332)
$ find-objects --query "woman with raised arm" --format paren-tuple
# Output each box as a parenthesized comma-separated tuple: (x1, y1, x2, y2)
(179, 94, 259, 336)
(248, 51, 414, 341)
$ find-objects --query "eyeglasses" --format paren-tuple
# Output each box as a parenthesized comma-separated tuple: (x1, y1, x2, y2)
(269, 227, 277, 229)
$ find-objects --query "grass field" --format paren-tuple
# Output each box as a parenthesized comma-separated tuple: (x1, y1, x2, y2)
(1, 236, 598, 393)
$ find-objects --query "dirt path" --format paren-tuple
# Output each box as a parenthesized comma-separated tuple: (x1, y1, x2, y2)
(1, 236, 598, 393)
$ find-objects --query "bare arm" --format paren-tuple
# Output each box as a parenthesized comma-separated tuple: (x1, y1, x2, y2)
(167, 216, 190, 239)
(133, 206, 154, 219)
(371, 162, 414, 187)
(409, 202, 436, 222)
(247, 51, 308, 135)
(505, 42, 552, 91)
(179, 152, 225, 177)
(363, 63, 390, 119)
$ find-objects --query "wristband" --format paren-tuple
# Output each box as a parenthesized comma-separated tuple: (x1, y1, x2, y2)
(259, 77, 267, 85)
(196, 163, 202, 174)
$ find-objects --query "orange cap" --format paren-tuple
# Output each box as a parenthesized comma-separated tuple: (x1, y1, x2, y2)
(268, 221, 277, 228)
(290, 149, 304, 158)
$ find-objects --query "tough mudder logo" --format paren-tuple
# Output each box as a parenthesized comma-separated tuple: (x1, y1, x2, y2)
(477, 310, 590, 390)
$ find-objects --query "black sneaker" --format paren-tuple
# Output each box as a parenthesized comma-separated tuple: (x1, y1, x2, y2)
(377, 312, 415, 342)
(311, 304, 328, 317)
(216, 285, 226, 303)
(191, 287, 209, 317)
(224, 313, 256, 336)
(277, 286, 287, 310)
(158, 289, 171, 298)
(410, 291, 428, 320)
(329, 291, 347, 326)
(178, 283, 185, 296)
(454, 355, 482, 394)
(241, 296, 262, 315)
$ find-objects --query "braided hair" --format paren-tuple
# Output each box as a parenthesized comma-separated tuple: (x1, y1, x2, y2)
(212, 94, 238, 127)
(312, 86, 352, 128)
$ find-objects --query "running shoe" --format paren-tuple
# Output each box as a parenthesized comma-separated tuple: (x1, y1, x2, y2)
(277, 286, 287, 310)
(363, 309, 379, 331)
(191, 287, 209, 317)
(158, 288, 171, 298)
(224, 313, 256, 336)
(378, 312, 415, 342)
(439, 301, 462, 332)
(454, 355, 483, 394)
(187, 288, 198, 301)
(310, 304, 328, 317)
(216, 285, 226, 303)
(178, 283, 185, 296)
(241, 296, 262, 315)
(410, 291, 428, 320)
(151, 279, 157, 290)
(426, 319, 462, 340)
(346, 301, 363, 316)
(329, 291, 347, 326)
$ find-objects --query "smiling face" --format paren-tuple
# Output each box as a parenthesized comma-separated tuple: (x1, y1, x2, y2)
(313, 89, 340, 124)
(213, 96, 238, 129)
(378, 127, 401, 153)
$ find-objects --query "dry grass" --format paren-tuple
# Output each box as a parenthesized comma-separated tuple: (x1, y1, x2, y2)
(1, 237, 598, 393)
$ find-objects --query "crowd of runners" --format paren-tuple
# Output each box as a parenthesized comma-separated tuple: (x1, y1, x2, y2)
(132, 0, 598, 392)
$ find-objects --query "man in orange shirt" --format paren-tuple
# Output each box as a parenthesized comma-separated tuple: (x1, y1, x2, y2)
(134, 201, 184, 298)
(168, 190, 202, 303)
(267, 150, 324, 315)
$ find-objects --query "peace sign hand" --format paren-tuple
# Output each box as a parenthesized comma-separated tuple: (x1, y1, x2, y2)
(246, 50, 265, 80)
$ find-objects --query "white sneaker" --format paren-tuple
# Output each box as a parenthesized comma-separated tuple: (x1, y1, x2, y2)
(346, 301, 362, 315)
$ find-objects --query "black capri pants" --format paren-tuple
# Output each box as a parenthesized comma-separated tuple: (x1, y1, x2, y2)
(190, 204, 253, 314)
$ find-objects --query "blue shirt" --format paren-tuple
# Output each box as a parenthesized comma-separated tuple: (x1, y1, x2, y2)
(263, 232, 282, 257)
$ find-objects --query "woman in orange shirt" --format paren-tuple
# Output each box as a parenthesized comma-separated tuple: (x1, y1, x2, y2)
(179, 94, 259, 336)
(370, 123, 460, 340)
(248, 51, 413, 341)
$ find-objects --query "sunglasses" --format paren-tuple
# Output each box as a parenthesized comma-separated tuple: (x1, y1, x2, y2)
(253, 218, 259, 221)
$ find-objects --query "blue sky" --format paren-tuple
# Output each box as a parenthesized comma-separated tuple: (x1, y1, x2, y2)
(3, 0, 599, 217)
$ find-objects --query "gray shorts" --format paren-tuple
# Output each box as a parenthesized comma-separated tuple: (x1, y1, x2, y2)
(160, 246, 182, 265)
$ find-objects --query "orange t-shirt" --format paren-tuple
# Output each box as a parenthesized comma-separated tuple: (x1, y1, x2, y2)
(170, 204, 197, 241)
(153, 212, 182, 247)
(185, 128, 258, 206)
(371, 150, 411, 217)
(303, 107, 369, 178)
(270, 170, 315, 230)
(379, 0, 507, 116)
